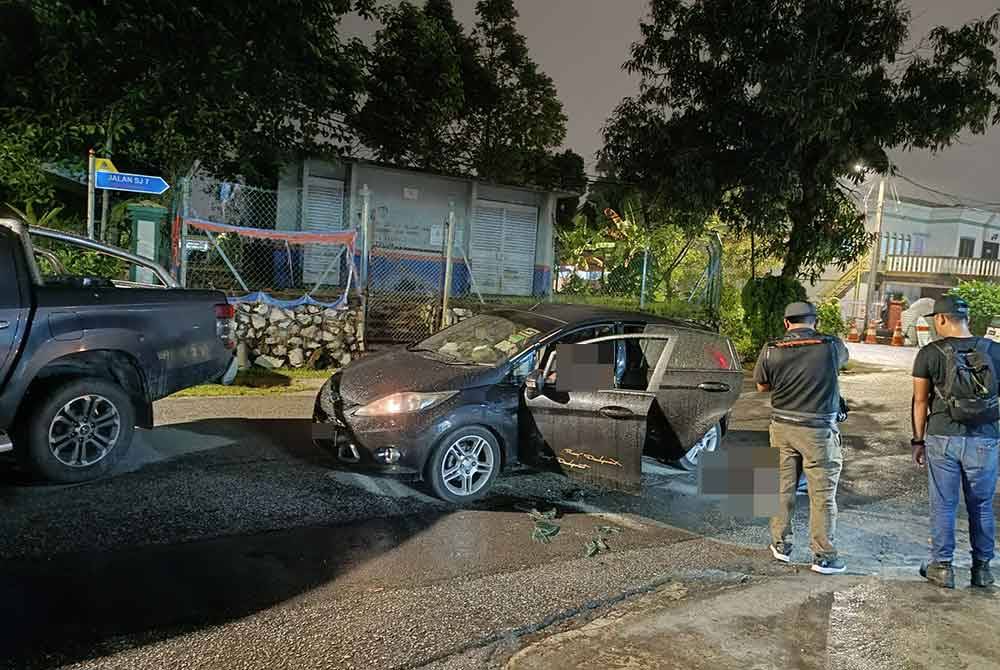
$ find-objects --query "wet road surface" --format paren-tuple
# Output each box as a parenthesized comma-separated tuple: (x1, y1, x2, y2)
(1, 365, 998, 669)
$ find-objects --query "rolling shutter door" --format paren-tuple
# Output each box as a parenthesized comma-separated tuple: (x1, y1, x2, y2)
(471, 200, 539, 296)
(501, 206, 538, 296)
(470, 204, 504, 294)
(302, 176, 345, 285)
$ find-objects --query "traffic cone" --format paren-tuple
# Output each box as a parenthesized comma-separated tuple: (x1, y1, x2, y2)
(847, 320, 860, 343)
(864, 321, 878, 344)
(891, 322, 904, 347)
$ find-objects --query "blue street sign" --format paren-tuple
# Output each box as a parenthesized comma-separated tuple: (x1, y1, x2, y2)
(95, 170, 170, 195)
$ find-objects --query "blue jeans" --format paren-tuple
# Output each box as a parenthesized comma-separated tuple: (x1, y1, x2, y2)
(926, 435, 999, 563)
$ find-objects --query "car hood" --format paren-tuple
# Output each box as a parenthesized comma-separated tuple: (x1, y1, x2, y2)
(338, 348, 493, 406)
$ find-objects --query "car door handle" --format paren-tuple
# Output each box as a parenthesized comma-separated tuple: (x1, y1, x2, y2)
(599, 406, 634, 420)
(697, 382, 730, 393)
(0, 320, 8, 330)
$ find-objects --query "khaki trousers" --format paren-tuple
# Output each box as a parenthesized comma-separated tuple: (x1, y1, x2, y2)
(768, 421, 843, 557)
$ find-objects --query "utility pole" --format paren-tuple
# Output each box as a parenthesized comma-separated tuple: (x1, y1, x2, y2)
(863, 176, 887, 335)
(86, 149, 96, 239)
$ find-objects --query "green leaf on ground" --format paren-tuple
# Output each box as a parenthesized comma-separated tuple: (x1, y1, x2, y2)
(584, 540, 600, 557)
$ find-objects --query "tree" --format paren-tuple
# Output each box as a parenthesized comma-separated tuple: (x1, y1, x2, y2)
(465, 0, 568, 185)
(0, 0, 370, 206)
(529, 149, 587, 228)
(353, 2, 465, 171)
(356, 0, 571, 188)
(602, 0, 1000, 281)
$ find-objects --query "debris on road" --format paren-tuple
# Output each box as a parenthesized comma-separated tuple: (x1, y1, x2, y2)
(585, 524, 623, 557)
(525, 507, 561, 544)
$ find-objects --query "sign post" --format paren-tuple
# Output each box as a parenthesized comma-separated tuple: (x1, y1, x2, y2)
(95, 157, 118, 242)
(86, 149, 96, 239)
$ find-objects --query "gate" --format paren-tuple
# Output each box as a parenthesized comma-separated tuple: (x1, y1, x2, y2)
(365, 241, 446, 342)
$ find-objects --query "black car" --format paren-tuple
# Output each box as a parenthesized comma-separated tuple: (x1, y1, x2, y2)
(312, 304, 742, 503)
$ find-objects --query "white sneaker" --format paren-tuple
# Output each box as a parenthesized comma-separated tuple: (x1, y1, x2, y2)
(770, 543, 792, 562)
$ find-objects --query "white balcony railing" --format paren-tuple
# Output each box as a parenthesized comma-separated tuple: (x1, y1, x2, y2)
(882, 255, 1000, 279)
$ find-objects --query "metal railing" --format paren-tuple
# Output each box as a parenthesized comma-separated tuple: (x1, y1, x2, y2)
(883, 255, 1000, 278)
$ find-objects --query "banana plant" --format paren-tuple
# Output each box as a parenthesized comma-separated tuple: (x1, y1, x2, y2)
(5, 202, 64, 228)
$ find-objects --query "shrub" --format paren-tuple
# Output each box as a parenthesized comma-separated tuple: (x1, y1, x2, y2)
(816, 298, 847, 338)
(948, 281, 1000, 336)
(741, 276, 807, 352)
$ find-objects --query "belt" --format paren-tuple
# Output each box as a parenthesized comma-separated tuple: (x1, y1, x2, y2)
(772, 410, 838, 428)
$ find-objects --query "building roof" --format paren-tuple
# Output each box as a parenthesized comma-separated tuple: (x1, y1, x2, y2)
(340, 157, 582, 199)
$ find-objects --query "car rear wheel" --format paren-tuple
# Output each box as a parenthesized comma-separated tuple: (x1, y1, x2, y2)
(18, 377, 135, 483)
(677, 421, 721, 471)
(426, 426, 501, 504)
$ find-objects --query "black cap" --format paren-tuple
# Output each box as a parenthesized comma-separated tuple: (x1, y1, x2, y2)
(784, 301, 817, 319)
(929, 295, 970, 317)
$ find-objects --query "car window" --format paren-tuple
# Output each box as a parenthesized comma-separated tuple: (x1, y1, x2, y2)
(617, 325, 674, 390)
(0, 232, 21, 307)
(667, 331, 735, 370)
(540, 323, 615, 374)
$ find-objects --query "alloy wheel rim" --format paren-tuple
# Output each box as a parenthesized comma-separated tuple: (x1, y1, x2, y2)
(684, 423, 719, 465)
(47, 395, 121, 468)
(441, 435, 495, 497)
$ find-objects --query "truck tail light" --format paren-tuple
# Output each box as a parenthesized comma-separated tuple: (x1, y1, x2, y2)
(215, 303, 236, 349)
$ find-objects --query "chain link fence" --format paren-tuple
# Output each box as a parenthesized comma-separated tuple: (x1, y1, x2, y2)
(181, 177, 357, 300)
(365, 241, 448, 342)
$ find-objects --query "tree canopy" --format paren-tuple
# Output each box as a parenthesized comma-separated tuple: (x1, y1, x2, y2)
(601, 0, 1000, 280)
(0, 0, 371, 206)
(355, 0, 582, 193)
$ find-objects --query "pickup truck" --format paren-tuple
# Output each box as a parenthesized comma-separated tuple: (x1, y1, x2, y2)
(0, 217, 236, 483)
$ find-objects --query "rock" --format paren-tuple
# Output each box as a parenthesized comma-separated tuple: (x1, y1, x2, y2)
(289, 323, 302, 336)
(264, 336, 279, 345)
(288, 348, 305, 367)
(288, 337, 303, 346)
(272, 345, 287, 356)
(301, 325, 319, 340)
(312, 315, 323, 325)
(321, 330, 337, 342)
(323, 309, 341, 320)
(306, 305, 321, 314)
(239, 303, 253, 313)
(326, 342, 343, 352)
(276, 320, 292, 329)
(339, 353, 352, 366)
(255, 355, 283, 369)
(253, 302, 269, 315)
(269, 307, 285, 322)
(251, 314, 266, 329)
(306, 348, 324, 369)
(343, 323, 355, 335)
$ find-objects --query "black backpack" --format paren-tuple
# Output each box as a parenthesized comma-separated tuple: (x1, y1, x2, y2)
(935, 338, 1000, 425)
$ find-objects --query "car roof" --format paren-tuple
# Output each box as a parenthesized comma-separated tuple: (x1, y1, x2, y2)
(485, 302, 716, 334)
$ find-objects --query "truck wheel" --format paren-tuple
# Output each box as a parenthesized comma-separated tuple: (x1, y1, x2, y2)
(426, 426, 501, 504)
(20, 378, 135, 484)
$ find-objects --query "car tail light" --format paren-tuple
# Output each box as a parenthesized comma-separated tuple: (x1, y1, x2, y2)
(215, 303, 236, 349)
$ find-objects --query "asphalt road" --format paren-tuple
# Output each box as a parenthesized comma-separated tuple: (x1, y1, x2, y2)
(1, 364, 995, 669)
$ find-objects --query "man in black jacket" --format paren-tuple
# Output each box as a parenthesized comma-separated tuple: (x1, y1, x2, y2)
(754, 302, 849, 574)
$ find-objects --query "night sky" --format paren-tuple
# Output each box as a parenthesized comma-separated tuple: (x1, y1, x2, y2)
(344, 0, 1000, 206)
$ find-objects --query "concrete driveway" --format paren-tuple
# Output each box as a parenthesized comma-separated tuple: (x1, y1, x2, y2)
(0, 365, 996, 669)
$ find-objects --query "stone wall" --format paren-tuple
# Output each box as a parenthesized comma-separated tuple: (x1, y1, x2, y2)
(234, 302, 363, 369)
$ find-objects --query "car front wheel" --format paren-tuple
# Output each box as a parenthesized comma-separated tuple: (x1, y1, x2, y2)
(426, 426, 501, 504)
(19, 377, 135, 483)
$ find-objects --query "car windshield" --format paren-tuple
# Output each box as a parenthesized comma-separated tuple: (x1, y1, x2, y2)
(410, 312, 547, 366)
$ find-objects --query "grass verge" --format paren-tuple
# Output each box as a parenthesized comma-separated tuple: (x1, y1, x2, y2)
(169, 367, 333, 398)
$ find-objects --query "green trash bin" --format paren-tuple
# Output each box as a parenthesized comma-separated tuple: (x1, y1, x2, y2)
(126, 204, 169, 284)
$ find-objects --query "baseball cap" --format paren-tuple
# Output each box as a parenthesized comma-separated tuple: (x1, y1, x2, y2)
(929, 295, 970, 317)
(784, 301, 817, 319)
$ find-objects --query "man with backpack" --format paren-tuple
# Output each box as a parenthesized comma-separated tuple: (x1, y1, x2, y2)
(912, 296, 998, 589)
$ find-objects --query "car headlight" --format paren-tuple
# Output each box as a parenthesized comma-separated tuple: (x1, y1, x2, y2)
(353, 391, 458, 417)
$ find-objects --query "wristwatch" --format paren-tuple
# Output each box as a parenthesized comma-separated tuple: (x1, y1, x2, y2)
(910, 438, 925, 447)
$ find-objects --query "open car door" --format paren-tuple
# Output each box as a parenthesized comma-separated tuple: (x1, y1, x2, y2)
(521, 332, 673, 493)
